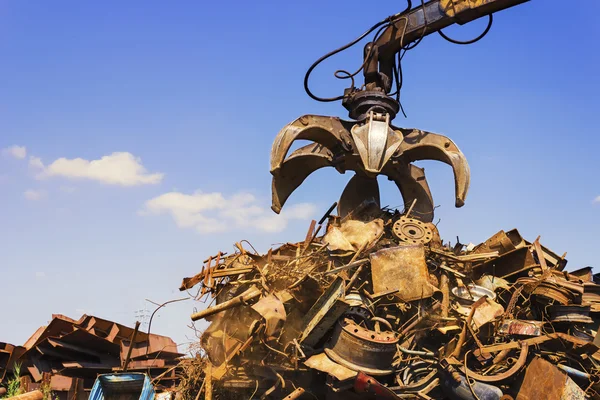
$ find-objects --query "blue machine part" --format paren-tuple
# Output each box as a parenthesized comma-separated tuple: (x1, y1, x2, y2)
(89, 373, 155, 400)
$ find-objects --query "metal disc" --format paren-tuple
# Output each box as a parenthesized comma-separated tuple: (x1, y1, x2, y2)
(392, 216, 433, 245)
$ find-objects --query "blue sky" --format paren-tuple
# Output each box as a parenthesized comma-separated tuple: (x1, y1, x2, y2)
(1, 1, 599, 349)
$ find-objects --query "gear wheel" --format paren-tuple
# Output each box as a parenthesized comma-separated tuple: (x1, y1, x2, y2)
(392, 216, 433, 245)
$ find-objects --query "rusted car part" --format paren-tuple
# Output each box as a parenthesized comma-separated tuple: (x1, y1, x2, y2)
(325, 318, 398, 375)
(516, 357, 587, 400)
(452, 284, 496, 304)
(270, 116, 469, 222)
(370, 244, 439, 302)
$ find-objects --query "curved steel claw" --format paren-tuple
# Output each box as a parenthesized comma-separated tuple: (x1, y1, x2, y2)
(338, 174, 381, 218)
(271, 143, 334, 214)
(270, 114, 470, 221)
(396, 128, 470, 208)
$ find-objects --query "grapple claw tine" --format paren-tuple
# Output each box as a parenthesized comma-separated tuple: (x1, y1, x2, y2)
(338, 174, 381, 218)
(398, 129, 470, 208)
(270, 115, 353, 174)
(271, 143, 334, 214)
(384, 163, 435, 222)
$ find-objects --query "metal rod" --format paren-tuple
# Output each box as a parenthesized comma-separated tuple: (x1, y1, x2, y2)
(122, 321, 141, 372)
(191, 287, 261, 321)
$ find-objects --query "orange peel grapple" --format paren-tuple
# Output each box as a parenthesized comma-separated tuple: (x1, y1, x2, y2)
(269, 0, 529, 221)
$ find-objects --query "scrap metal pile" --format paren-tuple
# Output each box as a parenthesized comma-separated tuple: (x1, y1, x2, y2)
(183, 204, 600, 399)
(1, 314, 182, 398)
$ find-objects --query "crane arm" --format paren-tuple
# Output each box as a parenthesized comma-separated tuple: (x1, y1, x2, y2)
(364, 0, 529, 91)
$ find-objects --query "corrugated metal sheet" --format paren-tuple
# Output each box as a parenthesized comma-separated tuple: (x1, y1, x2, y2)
(89, 373, 155, 400)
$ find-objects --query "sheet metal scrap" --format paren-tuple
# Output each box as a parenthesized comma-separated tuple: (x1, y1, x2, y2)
(183, 214, 600, 399)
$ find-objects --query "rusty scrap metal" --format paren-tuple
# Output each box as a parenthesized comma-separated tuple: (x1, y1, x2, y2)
(190, 286, 261, 321)
(282, 387, 305, 400)
(370, 244, 439, 302)
(181, 211, 600, 399)
(251, 294, 287, 337)
(392, 216, 434, 245)
(497, 320, 543, 337)
(324, 318, 399, 375)
(298, 277, 349, 347)
(516, 356, 587, 400)
(122, 320, 141, 372)
(0, 314, 181, 395)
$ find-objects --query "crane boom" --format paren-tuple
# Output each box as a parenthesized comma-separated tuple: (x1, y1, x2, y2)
(365, 0, 530, 92)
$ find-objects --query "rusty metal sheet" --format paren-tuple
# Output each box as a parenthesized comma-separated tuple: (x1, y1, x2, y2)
(298, 277, 350, 347)
(516, 356, 586, 400)
(583, 282, 600, 304)
(251, 294, 287, 337)
(472, 229, 525, 256)
(323, 219, 384, 253)
(304, 353, 357, 381)
(370, 244, 439, 302)
(570, 267, 593, 282)
(470, 299, 504, 329)
(473, 247, 537, 279)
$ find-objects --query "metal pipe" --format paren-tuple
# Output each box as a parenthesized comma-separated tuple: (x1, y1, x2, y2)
(191, 287, 261, 321)
(558, 365, 592, 380)
(398, 346, 434, 357)
(282, 388, 305, 400)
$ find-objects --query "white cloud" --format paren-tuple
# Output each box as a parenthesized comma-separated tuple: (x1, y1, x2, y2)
(32, 152, 163, 186)
(594, 196, 600, 204)
(24, 189, 46, 201)
(35, 271, 46, 280)
(29, 156, 44, 169)
(141, 190, 316, 234)
(2, 145, 27, 159)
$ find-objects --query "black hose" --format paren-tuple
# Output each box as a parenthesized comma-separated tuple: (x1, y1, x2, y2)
(438, 14, 493, 45)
